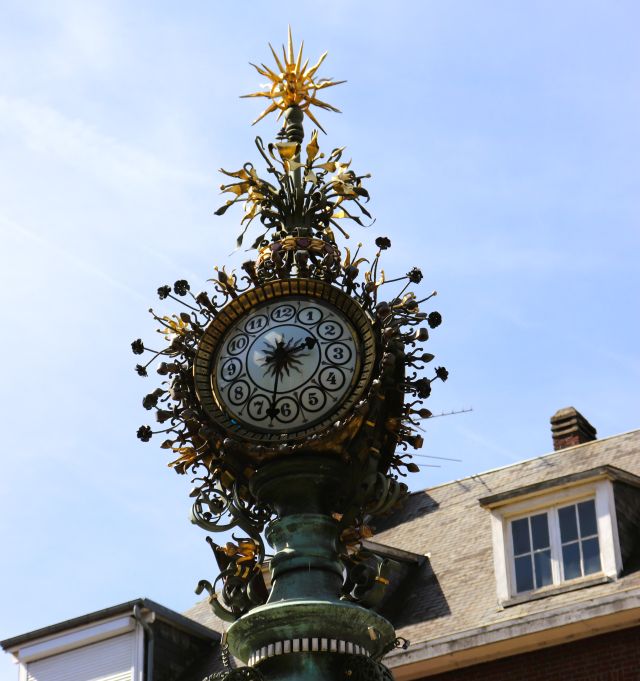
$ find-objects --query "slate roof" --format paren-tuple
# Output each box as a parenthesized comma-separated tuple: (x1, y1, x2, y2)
(182, 428, 640, 670)
(372, 428, 640, 666)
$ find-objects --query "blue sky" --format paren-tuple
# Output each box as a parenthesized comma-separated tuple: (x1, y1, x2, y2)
(1, 1, 639, 678)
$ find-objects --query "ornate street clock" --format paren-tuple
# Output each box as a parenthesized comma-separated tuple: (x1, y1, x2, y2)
(132, 28, 448, 681)
(194, 280, 376, 443)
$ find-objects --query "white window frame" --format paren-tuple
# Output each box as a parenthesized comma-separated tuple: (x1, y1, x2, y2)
(489, 479, 622, 604)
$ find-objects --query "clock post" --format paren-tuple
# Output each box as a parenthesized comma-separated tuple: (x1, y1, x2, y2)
(132, 28, 448, 681)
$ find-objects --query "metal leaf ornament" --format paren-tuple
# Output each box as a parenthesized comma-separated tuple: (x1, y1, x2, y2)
(216, 135, 372, 251)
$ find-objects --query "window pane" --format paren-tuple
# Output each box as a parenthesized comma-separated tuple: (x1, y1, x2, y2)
(534, 549, 552, 588)
(559, 505, 578, 542)
(578, 500, 598, 537)
(582, 537, 602, 575)
(515, 555, 534, 592)
(512, 518, 530, 555)
(530, 513, 550, 550)
(562, 542, 582, 580)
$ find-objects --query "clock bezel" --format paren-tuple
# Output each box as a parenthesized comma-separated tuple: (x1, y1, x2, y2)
(193, 278, 377, 444)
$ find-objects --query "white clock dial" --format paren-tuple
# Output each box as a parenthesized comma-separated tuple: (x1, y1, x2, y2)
(213, 296, 360, 434)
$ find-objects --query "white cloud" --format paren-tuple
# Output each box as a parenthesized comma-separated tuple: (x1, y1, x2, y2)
(0, 213, 146, 301)
(0, 95, 211, 193)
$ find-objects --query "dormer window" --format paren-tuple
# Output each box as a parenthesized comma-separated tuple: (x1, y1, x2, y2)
(509, 498, 602, 594)
(480, 466, 630, 605)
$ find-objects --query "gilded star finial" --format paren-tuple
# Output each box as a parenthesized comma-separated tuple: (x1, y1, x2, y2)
(241, 27, 345, 133)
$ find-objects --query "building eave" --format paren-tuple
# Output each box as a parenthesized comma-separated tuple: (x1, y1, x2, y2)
(360, 539, 426, 565)
(0, 598, 219, 653)
(386, 586, 640, 679)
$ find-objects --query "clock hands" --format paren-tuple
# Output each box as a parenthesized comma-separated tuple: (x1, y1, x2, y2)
(266, 365, 280, 420)
(261, 335, 316, 379)
(290, 335, 317, 356)
(261, 335, 317, 420)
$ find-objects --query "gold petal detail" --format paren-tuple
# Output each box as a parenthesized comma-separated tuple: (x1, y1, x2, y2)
(242, 30, 343, 130)
(306, 129, 320, 164)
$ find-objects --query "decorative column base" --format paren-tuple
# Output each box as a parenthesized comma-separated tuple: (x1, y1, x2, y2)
(254, 653, 393, 681)
(227, 600, 395, 663)
(208, 655, 392, 681)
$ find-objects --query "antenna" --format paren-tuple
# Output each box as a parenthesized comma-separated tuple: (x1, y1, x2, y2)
(428, 407, 473, 419)
(411, 453, 462, 462)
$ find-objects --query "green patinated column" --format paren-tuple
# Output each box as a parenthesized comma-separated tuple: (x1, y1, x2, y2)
(226, 458, 395, 680)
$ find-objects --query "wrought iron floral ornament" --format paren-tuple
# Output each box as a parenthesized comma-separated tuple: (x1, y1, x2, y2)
(131, 243, 447, 475)
(132, 30, 448, 680)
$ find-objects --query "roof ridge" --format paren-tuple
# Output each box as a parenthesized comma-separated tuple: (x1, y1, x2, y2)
(409, 427, 640, 497)
(1, 597, 220, 650)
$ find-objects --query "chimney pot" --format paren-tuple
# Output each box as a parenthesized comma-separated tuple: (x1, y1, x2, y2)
(550, 407, 597, 451)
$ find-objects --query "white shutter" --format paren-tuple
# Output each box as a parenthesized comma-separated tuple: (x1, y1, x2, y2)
(26, 633, 137, 681)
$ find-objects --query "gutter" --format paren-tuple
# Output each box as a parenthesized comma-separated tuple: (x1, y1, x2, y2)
(133, 605, 154, 681)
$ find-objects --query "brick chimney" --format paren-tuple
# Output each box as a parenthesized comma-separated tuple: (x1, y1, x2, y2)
(550, 407, 597, 451)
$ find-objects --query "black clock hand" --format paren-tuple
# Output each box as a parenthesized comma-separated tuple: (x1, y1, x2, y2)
(266, 369, 280, 420)
(289, 336, 317, 354)
(265, 349, 282, 420)
(303, 336, 317, 350)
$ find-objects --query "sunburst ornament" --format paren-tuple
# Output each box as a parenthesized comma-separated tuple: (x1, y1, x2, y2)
(241, 27, 345, 133)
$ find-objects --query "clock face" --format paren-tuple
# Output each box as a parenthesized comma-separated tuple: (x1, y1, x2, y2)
(214, 296, 359, 434)
(193, 279, 376, 444)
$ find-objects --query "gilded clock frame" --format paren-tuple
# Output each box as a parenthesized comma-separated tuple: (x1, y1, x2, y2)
(193, 278, 377, 444)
